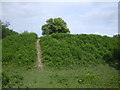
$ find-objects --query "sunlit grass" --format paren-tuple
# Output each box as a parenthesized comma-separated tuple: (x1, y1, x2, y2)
(17, 64, 119, 88)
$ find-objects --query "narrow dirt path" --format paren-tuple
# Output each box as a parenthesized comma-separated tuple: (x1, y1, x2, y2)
(36, 39, 43, 68)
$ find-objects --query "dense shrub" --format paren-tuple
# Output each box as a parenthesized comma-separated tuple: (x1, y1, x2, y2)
(2, 72, 10, 88)
(104, 34, 120, 69)
(2, 31, 38, 88)
(2, 72, 23, 88)
(2, 32, 38, 67)
(0, 20, 18, 39)
(40, 33, 117, 67)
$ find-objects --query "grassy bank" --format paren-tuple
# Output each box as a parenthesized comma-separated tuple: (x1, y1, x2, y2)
(2, 32, 38, 88)
(16, 64, 119, 88)
(2, 33, 119, 88)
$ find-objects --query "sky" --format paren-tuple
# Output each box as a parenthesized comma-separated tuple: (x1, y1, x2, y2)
(1, 2, 118, 37)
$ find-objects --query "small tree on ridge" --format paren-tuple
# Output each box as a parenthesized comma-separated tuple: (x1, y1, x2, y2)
(41, 18, 70, 35)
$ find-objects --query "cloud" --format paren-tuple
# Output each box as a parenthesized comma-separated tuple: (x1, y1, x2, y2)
(62, 2, 118, 35)
(2, 2, 118, 37)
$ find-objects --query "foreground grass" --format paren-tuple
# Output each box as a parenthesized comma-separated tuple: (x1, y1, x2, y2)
(15, 64, 119, 88)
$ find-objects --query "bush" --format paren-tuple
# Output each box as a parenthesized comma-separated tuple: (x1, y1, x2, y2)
(2, 32, 38, 67)
(40, 33, 117, 68)
(2, 72, 23, 88)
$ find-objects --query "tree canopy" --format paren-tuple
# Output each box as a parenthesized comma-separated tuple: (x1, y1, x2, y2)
(41, 18, 70, 35)
(0, 20, 18, 39)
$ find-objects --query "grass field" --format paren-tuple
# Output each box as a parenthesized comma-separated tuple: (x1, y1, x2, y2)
(4, 64, 118, 88)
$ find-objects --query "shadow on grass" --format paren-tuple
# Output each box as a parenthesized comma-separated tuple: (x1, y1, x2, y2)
(103, 48, 120, 70)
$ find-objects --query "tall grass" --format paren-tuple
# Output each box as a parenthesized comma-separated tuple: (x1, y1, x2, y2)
(18, 64, 119, 88)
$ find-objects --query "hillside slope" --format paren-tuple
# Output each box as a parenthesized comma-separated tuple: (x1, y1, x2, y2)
(2, 32, 38, 88)
(2, 32, 119, 88)
(3, 32, 37, 67)
(40, 33, 118, 68)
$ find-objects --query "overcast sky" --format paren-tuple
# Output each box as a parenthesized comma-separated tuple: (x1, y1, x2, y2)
(2, 2, 118, 37)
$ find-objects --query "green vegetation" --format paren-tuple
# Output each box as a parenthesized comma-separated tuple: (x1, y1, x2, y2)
(17, 64, 119, 88)
(0, 40, 1, 78)
(3, 32, 37, 67)
(40, 33, 118, 69)
(0, 20, 18, 39)
(2, 24, 119, 88)
(41, 18, 70, 35)
(2, 32, 38, 88)
(0, 39, 2, 58)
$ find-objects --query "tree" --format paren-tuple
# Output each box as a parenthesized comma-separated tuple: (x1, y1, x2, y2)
(113, 34, 120, 38)
(41, 18, 70, 35)
(0, 20, 18, 39)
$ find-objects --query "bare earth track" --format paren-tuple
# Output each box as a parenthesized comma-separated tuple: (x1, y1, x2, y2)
(36, 39, 43, 68)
